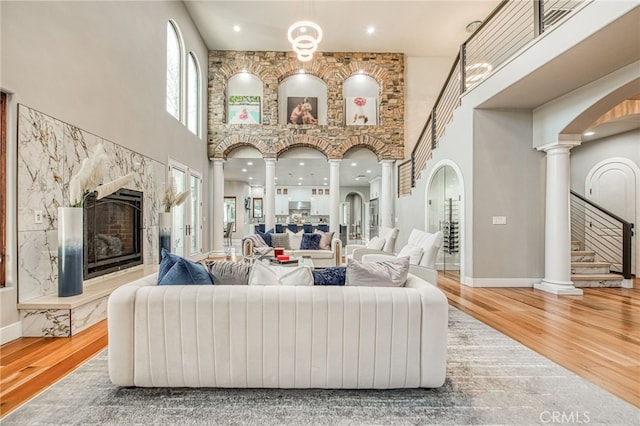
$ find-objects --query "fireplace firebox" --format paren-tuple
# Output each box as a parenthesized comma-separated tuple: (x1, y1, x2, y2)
(83, 188, 143, 279)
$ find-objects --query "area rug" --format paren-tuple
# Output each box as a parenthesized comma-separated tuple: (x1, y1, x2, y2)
(3, 307, 638, 425)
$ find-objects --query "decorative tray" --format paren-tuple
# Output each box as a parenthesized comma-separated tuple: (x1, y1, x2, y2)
(269, 258, 299, 265)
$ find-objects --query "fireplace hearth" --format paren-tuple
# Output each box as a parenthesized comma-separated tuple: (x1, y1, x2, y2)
(83, 188, 143, 279)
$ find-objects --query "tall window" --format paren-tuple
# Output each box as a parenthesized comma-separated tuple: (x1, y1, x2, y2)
(166, 21, 181, 119)
(0, 92, 6, 287)
(187, 52, 201, 136)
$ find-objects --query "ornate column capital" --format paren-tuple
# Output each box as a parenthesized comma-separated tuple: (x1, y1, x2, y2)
(536, 134, 582, 153)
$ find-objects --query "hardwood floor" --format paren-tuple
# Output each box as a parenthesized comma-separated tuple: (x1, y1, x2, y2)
(1, 276, 638, 418)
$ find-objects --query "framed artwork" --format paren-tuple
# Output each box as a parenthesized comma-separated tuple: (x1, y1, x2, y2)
(287, 97, 318, 125)
(346, 97, 377, 125)
(228, 95, 261, 124)
(253, 198, 263, 218)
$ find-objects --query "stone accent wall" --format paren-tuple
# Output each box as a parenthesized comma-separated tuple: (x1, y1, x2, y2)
(208, 51, 404, 160)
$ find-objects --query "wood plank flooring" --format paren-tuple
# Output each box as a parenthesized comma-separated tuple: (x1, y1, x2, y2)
(1, 276, 638, 419)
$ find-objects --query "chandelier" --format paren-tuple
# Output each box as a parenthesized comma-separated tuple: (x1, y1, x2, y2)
(287, 20, 323, 62)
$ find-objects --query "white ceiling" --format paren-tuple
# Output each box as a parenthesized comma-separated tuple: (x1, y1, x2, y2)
(184, 1, 501, 57)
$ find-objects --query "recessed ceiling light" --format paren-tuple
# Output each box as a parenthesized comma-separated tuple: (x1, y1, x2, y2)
(299, 68, 305, 74)
(248, 176, 253, 180)
(274, 177, 278, 180)
(351, 162, 357, 166)
(299, 177, 303, 180)
(233, 25, 241, 32)
(298, 182, 302, 185)
(358, 70, 364, 74)
(366, 169, 372, 173)
(242, 168, 247, 172)
(583, 131, 595, 136)
(247, 161, 253, 166)
(323, 177, 328, 181)
(323, 182, 328, 186)
(299, 162, 305, 166)
(367, 26, 375, 34)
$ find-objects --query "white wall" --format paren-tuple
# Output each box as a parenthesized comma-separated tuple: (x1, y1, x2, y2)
(0, 1, 209, 335)
(571, 129, 640, 196)
(405, 57, 455, 158)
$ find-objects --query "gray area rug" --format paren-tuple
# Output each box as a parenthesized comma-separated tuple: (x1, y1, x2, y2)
(3, 307, 638, 425)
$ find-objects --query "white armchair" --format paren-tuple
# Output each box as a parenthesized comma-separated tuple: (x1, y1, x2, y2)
(360, 229, 444, 284)
(345, 226, 399, 261)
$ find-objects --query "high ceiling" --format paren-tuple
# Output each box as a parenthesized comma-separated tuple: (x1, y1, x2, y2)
(184, 1, 501, 57)
(185, 0, 501, 187)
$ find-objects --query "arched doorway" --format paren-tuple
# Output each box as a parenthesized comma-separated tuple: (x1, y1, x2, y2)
(426, 162, 464, 280)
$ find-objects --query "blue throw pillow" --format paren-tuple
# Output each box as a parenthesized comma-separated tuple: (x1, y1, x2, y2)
(313, 267, 346, 286)
(300, 232, 321, 250)
(158, 249, 215, 285)
(257, 229, 272, 247)
(158, 248, 182, 282)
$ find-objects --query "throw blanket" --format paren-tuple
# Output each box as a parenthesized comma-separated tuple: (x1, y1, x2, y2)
(242, 234, 273, 256)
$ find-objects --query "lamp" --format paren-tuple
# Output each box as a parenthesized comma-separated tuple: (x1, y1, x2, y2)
(288, 20, 322, 62)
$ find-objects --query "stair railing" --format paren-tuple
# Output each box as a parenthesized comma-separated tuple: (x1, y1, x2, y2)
(399, 0, 589, 196)
(570, 190, 634, 279)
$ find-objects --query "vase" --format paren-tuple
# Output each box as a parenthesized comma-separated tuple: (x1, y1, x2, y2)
(58, 206, 83, 297)
(159, 211, 172, 262)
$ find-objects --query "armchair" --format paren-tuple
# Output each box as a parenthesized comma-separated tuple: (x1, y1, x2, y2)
(345, 226, 399, 261)
(360, 229, 444, 284)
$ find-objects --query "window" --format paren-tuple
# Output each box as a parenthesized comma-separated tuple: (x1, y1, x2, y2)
(187, 52, 201, 136)
(166, 21, 182, 120)
(0, 92, 6, 287)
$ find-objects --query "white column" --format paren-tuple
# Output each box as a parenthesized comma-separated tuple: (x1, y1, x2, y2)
(534, 138, 583, 296)
(329, 159, 341, 234)
(380, 160, 394, 228)
(264, 158, 276, 231)
(211, 158, 225, 254)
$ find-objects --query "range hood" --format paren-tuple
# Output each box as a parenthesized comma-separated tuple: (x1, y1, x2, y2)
(289, 201, 311, 210)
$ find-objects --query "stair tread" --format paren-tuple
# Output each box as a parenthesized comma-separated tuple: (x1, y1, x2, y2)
(571, 273, 623, 280)
(571, 251, 595, 256)
(571, 262, 610, 267)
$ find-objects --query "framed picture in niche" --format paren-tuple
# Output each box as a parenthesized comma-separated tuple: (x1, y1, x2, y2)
(288, 97, 318, 125)
(346, 97, 377, 125)
(228, 95, 261, 124)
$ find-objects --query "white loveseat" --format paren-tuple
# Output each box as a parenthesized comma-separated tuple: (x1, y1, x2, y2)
(108, 272, 448, 389)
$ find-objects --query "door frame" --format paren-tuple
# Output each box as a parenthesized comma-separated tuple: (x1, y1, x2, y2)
(424, 159, 466, 284)
(168, 159, 203, 258)
(585, 157, 640, 277)
(0, 92, 6, 286)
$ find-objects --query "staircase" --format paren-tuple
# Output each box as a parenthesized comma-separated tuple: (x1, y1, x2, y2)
(571, 241, 623, 288)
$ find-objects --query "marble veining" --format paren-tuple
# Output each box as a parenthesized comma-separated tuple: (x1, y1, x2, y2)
(71, 296, 109, 335)
(17, 105, 166, 303)
(21, 309, 71, 337)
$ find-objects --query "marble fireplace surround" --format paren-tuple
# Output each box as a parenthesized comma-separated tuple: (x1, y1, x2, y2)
(16, 105, 165, 335)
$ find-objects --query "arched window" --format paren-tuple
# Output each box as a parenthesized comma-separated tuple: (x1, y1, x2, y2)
(187, 52, 201, 136)
(166, 21, 182, 119)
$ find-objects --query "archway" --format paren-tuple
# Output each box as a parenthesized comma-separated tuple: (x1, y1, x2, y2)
(425, 160, 465, 281)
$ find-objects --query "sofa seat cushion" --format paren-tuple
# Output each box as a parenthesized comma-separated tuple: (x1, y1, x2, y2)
(292, 249, 333, 259)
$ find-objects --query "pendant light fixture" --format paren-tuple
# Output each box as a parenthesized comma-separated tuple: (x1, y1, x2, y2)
(287, 1, 322, 62)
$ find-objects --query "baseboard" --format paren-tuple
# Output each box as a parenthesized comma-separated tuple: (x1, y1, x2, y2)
(461, 276, 538, 288)
(0, 321, 22, 345)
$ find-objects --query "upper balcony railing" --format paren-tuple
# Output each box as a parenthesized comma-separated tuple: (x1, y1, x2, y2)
(399, 0, 587, 196)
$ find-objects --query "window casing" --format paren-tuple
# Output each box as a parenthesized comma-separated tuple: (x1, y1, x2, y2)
(187, 52, 201, 136)
(166, 21, 181, 120)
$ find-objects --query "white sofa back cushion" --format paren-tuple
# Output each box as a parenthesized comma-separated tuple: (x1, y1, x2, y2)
(378, 226, 399, 253)
(248, 261, 314, 286)
(407, 229, 444, 268)
(366, 236, 385, 250)
(397, 245, 423, 265)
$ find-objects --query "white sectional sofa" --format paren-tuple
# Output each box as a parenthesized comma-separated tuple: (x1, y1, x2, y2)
(108, 272, 448, 389)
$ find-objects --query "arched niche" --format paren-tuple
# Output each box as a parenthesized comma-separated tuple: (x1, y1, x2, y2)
(278, 74, 327, 125)
(343, 74, 380, 126)
(227, 72, 264, 124)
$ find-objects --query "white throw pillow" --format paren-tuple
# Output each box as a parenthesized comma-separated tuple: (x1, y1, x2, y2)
(286, 229, 305, 250)
(397, 244, 423, 265)
(346, 256, 410, 287)
(366, 236, 385, 250)
(248, 261, 313, 286)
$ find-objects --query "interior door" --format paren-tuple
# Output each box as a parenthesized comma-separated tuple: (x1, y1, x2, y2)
(0, 92, 6, 287)
(587, 159, 638, 275)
